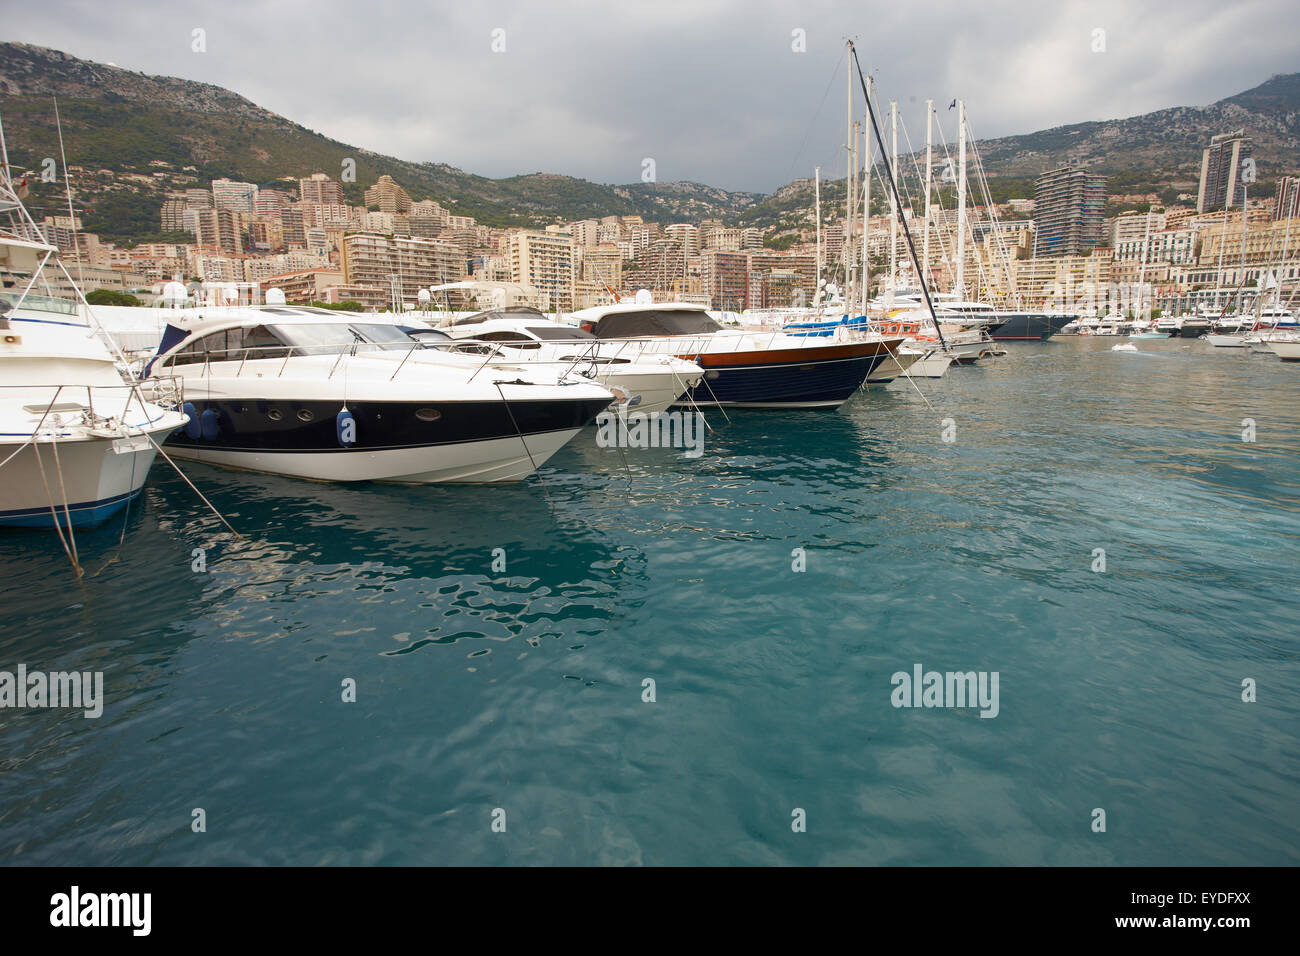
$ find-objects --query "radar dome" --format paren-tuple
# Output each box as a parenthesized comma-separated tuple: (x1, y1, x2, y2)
(162, 281, 188, 307)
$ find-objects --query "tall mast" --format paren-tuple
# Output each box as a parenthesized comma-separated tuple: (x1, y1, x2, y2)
(846, 45, 855, 311)
(1136, 206, 1155, 319)
(862, 118, 871, 315)
(1239, 182, 1249, 312)
(814, 166, 822, 307)
(1214, 208, 1228, 311)
(888, 100, 898, 307)
(923, 98, 933, 291)
(956, 98, 967, 301)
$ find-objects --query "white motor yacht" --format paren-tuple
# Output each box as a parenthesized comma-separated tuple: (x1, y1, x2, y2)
(144, 307, 613, 483)
(416, 307, 703, 415)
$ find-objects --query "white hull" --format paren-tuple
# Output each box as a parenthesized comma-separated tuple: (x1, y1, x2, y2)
(906, 351, 953, 378)
(1204, 333, 1247, 348)
(593, 368, 696, 415)
(1266, 340, 1300, 361)
(865, 349, 923, 384)
(165, 428, 583, 483)
(0, 431, 166, 525)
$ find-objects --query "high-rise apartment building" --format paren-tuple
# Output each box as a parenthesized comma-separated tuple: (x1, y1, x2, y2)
(505, 231, 575, 311)
(298, 173, 345, 206)
(1196, 130, 1251, 213)
(212, 178, 258, 214)
(1033, 162, 1106, 258)
(340, 233, 466, 306)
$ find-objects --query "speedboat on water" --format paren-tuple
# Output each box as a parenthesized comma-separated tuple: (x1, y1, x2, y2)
(414, 307, 703, 415)
(568, 302, 904, 409)
(0, 236, 186, 529)
(143, 306, 613, 482)
(1204, 332, 1248, 348)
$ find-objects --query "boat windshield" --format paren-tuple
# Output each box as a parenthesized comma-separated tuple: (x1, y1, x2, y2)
(0, 290, 79, 316)
(273, 323, 419, 353)
(589, 309, 722, 338)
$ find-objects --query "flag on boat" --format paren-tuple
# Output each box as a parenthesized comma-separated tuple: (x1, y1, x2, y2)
(16, 176, 28, 200)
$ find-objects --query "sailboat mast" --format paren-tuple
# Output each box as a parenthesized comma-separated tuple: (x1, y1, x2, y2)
(814, 166, 822, 308)
(846, 48, 855, 311)
(956, 99, 967, 301)
(1239, 183, 1249, 312)
(923, 98, 933, 292)
(1136, 206, 1154, 319)
(1214, 209, 1228, 311)
(862, 119, 871, 315)
(889, 100, 898, 307)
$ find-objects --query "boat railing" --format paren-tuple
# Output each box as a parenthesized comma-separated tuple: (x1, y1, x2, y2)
(7, 375, 185, 431)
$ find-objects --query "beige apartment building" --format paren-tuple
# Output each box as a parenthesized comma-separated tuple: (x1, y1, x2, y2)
(341, 232, 466, 308)
(299, 173, 345, 206)
(579, 244, 622, 291)
(504, 230, 575, 311)
(363, 175, 412, 215)
(260, 268, 346, 304)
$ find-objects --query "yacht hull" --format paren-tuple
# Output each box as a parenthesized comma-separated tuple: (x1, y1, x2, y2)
(675, 343, 889, 409)
(986, 313, 1076, 341)
(162, 396, 611, 483)
(0, 435, 163, 528)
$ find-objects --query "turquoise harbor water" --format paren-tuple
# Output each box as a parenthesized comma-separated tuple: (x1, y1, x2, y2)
(1, 336, 1297, 866)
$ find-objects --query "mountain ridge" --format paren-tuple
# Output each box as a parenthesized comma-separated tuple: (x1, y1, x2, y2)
(2, 42, 1298, 243)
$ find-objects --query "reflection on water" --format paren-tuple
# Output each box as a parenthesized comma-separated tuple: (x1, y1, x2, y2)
(1, 339, 1297, 865)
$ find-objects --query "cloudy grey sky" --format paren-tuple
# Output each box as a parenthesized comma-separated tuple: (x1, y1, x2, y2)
(6, 0, 1298, 193)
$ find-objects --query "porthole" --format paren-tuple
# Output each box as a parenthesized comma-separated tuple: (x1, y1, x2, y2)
(267, 408, 282, 422)
(297, 409, 315, 422)
(415, 408, 441, 422)
(705, 370, 721, 380)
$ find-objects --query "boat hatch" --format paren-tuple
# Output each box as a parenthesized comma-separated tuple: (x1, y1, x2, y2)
(23, 402, 87, 414)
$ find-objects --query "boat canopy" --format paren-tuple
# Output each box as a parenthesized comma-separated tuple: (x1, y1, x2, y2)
(454, 307, 548, 326)
(585, 308, 722, 338)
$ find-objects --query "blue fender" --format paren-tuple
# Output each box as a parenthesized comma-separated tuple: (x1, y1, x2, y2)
(182, 402, 200, 440)
(200, 408, 221, 441)
(336, 408, 357, 447)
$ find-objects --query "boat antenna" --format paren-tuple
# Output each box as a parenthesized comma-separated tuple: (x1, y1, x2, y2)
(53, 97, 86, 291)
(848, 43, 947, 350)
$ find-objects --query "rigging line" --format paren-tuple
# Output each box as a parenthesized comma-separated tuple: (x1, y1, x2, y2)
(48, 427, 80, 568)
(128, 386, 242, 538)
(31, 438, 82, 580)
(883, 339, 935, 411)
(850, 46, 947, 351)
(962, 118, 1019, 305)
(782, 47, 849, 196)
(88, 430, 140, 578)
(493, 381, 555, 512)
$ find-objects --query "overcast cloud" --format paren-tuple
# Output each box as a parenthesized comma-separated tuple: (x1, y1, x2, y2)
(4, 0, 1298, 192)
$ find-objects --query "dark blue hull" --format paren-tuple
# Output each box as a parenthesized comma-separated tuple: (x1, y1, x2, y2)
(679, 351, 888, 408)
(987, 313, 1076, 341)
(0, 489, 141, 529)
